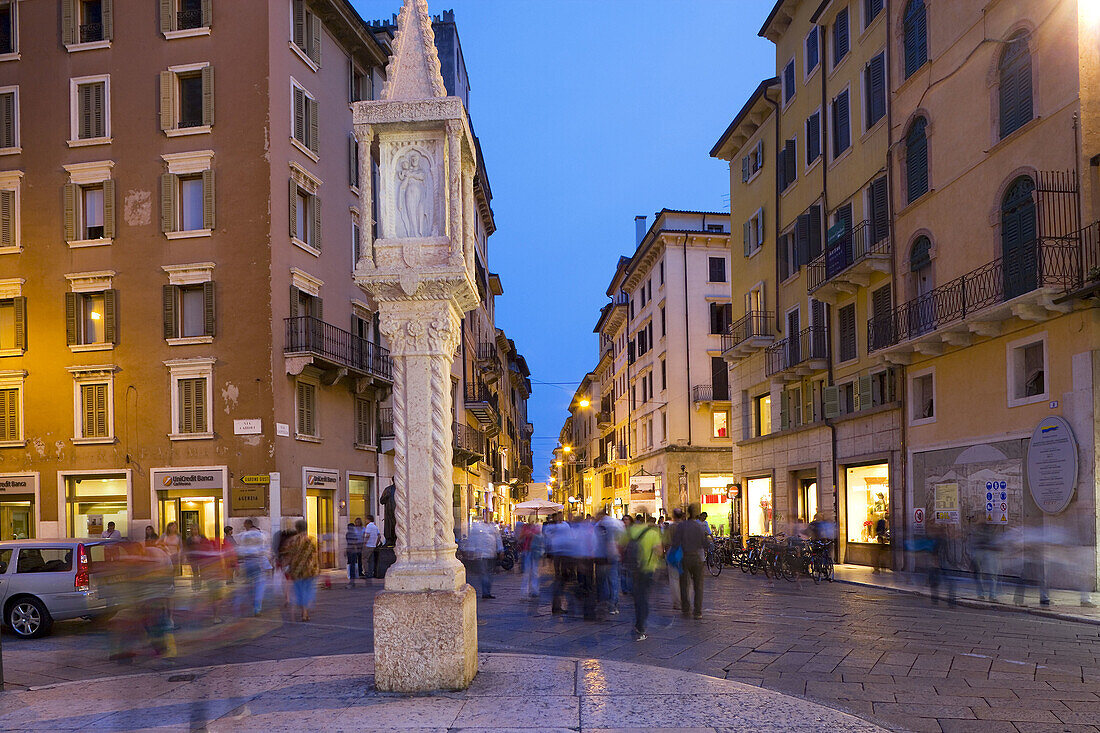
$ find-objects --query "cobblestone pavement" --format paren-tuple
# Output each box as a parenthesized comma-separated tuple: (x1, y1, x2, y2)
(3, 567, 1100, 732)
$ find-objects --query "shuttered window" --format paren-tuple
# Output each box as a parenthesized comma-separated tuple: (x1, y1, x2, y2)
(0, 90, 15, 149)
(355, 398, 372, 446)
(869, 176, 888, 243)
(831, 90, 850, 158)
(0, 2, 17, 55)
(66, 290, 116, 346)
(290, 180, 321, 250)
(349, 134, 360, 188)
(161, 170, 214, 233)
(998, 32, 1032, 140)
(865, 53, 885, 129)
(782, 59, 795, 104)
(160, 66, 213, 131)
(177, 377, 207, 434)
(292, 85, 319, 153)
(161, 0, 211, 34)
(832, 7, 849, 68)
(805, 27, 819, 75)
(0, 386, 18, 441)
(0, 297, 24, 351)
(296, 380, 317, 437)
(905, 117, 929, 203)
(864, 0, 883, 25)
(164, 283, 215, 340)
(291, 0, 322, 66)
(806, 112, 821, 164)
(837, 303, 857, 363)
(62, 0, 113, 45)
(64, 181, 114, 241)
(80, 382, 109, 439)
(0, 187, 13, 250)
(75, 81, 106, 140)
(903, 0, 928, 80)
(778, 137, 796, 192)
(708, 257, 726, 283)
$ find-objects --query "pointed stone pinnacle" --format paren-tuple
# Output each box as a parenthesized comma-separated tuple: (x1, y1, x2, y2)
(381, 0, 449, 102)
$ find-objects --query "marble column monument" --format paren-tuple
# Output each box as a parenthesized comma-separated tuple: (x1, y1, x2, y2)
(352, 0, 480, 693)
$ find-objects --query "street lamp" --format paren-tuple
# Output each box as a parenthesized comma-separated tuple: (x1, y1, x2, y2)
(578, 398, 590, 408)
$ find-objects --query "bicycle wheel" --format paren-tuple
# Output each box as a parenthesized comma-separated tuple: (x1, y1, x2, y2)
(738, 551, 750, 573)
(780, 556, 796, 582)
(748, 550, 760, 576)
(706, 551, 721, 577)
(809, 556, 821, 584)
(823, 556, 835, 581)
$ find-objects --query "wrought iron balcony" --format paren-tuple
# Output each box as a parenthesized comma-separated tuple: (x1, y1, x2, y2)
(867, 227, 1099, 359)
(692, 384, 730, 403)
(79, 23, 104, 43)
(452, 422, 485, 467)
(612, 291, 629, 306)
(464, 381, 500, 434)
(721, 310, 774, 361)
(765, 326, 829, 378)
(284, 316, 393, 382)
(378, 408, 394, 439)
(521, 422, 534, 437)
(609, 444, 629, 463)
(177, 9, 204, 29)
(807, 220, 891, 302)
(596, 410, 613, 428)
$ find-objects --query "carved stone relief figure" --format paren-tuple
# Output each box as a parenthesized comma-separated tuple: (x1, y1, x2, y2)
(396, 149, 433, 237)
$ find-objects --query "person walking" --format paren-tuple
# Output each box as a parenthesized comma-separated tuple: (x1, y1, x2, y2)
(621, 513, 660, 641)
(345, 522, 364, 588)
(672, 503, 708, 619)
(465, 519, 502, 599)
(362, 515, 381, 580)
(517, 519, 543, 598)
(663, 509, 683, 610)
(158, 522, 183, 577)
(222, 525, 238, 584)
(236, 518, 268, 616)
(596, 510, 625, 615)
(284, 519, 319, 622)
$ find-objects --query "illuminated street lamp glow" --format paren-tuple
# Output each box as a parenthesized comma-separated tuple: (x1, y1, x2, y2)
(578, 398, 590, 408)
(562, 445, 572, 453)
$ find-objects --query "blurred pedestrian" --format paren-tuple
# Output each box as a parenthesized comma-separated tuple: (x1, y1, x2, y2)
(517, 519, 543, 598)
(621, 513, 660, 641)
(545, 512, 572, 614)
(284, 519, 319, 622)
(363, 515, 381, 580)
(573, 515, 598, 620)
(274, 523, 298, 608)
(673, 503, 707, 619)
(222, 526, 238, 584)
(620, 514, 634, 595)
(144, 526, 159, 546)
(967, 514, 998, 602)
(663, 509, 683, 611)
(927, 520, 956, 605)
(158, 521, 183, 577)
(465, 518, 503, 599)
(237, 518, 268, 616)
(345, 522, 364, 588)
(185, 528, 207, 590)
(102, 521, 122, 540)
(596, 510, 624, 615)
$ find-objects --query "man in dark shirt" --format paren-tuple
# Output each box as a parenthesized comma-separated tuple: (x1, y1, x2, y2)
(672, 502, 708, 619)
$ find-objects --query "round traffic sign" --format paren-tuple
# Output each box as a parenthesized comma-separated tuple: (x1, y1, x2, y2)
(913, 507, 925, 524)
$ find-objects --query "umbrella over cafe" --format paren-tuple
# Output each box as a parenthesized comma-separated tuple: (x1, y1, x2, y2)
(513, 499, 564, 518)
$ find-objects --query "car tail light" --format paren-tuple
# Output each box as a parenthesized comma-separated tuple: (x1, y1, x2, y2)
(75, 543, 89, 591)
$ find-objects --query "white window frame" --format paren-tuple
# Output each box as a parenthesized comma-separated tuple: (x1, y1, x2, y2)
(163, 262, 215, 346)
(162, 150, 214, 239)
(862, 0, 884, 32)
(165, 357, 214, 440)
(0, 369, 24, 446)
(0, 0, 19, 62)
(0, 85, 18, 154)
(68, 364, 118, 444)
(909, 366, 936, 426)
(164, 0, 212, 40)
(164, 62, 212, 137)
(65, 270, 114, 353)
(64, 160, 114, 248)
(742, 138, 764, 185)
(66, 0, 112, 53)
(290, 78, 319, 162)
(68, 74, 110, 147)
(295, 371, 321, 442)
(0, 277, 23, 357)
(0, 169, 21, 254)
(290, 162, 322, 256)
(746, 207, 764, 256)
(1006, 332, 1048, 408)
(289, 0, 320, 73)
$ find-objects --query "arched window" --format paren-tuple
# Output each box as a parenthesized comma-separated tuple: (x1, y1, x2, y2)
(999, 32, 1033, 139)
(903, 0, 928, 79)
(905, 117, 929, 204)
(1002, 176, 1037, 299)
(909, 236, 933, 335)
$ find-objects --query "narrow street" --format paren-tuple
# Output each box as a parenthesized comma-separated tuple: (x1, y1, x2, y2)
(4, 568, 1099, 732)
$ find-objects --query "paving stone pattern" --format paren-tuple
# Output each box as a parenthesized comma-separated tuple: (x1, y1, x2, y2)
(3, 569, 1100, 731)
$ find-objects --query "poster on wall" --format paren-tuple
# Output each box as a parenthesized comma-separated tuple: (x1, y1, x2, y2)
(629, 475, 658, 516)
(933, 482, 959, 524)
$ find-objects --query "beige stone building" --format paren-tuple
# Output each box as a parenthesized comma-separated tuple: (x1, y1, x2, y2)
(0, 1, 531, 553)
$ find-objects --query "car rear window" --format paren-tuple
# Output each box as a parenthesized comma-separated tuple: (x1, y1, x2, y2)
(0, 548, 10, 573)
(16, 548, 73, 573)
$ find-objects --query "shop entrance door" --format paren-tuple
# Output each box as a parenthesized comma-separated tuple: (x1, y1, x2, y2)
(0, 497, 33, 539)
(306, 489, 336, 569)
(798, 479, 818, 522)
(158, 493, 222, 541)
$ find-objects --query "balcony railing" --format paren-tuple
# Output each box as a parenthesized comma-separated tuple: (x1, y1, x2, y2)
(379, 408, 394, 438)
(721, 310, 773, 353)
(612, 291, 629, 306)
(765, 326, 829, 377)
(79, 23, 104, 43)
(867, 230, 1097, 353)
(692, 384, 730, 403)
(177, 9, 204, 29)
(452, 422, 485, 462)
(465, 381, 499, 411)
(596, 410, 612, 428)
(807, 220, 889, 293)
(476, 342, 497, 363)
(285, 316, 393, 381)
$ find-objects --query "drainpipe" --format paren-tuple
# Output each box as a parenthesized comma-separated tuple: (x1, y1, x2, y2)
(765, 94, 782, 335)
(682, 233, 692, 448)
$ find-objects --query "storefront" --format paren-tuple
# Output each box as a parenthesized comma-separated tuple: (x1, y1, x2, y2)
(60, 470, 131, 539)
(151, 467, 228, 542)
(348, 474, 376, 522)
(745, 476, 773, 536)
(797, 478, 818, 523)
(699, 473, 735, 536)
(0, 473, 37, 540)
(844, 462, 890, 566)
(304, 467, 338, 569)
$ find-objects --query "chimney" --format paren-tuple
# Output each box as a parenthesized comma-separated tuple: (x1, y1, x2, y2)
(635, 215, 647, 246)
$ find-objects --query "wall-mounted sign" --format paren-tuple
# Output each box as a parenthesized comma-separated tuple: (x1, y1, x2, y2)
(154, 469, 223, 490)
(304, 468, 339, 489)
(913, 507, 924, 525)
(1026, 416, 1078, 514)
(233, 419, 262, 435)
(241, 475, 270, 485)
(0, 474, 37, 494)
(232, 483, 267, 512)
(933, 482, 959, 524)
(276, 423, 290, 437)
(984, 480, 1009, 524)
(629, 476, 656, 500)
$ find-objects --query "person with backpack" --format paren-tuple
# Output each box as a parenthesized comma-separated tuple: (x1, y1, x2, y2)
(620, 512, 660, 642)
(672, 503, 708, 619)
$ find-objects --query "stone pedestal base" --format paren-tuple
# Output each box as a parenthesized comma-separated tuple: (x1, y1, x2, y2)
(373, 585, 478, 692)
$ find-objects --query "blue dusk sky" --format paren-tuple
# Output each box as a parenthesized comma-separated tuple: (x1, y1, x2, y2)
(354, 0, 776, 481)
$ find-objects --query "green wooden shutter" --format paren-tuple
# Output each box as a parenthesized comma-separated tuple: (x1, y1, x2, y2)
(308, 98, 319, 153)
(0, 92, 13, 149)
(311, 195, 321, 250)
(802, 380, 814, 424)
(91, 82, 105, 138)
(163, 284, 178, 339)
(62, 184, 77, 242)
(202, 168, 215, 229)
(203, 281, 215, 337)
(779, 390, 789, 430)
(77, 84, 91, 139)
(102, 0, 114, 40)
(201, 0, 212, 27)
(62, 0, 76, 45)
(857, 375, 873, 412)
(81, 385, 92, 437)
(292, 0, 305, 48)
(349, 135, 358, 188)
(309, 12, 322, 65)
(288, 179, 298, 238)
(159, 71, 175, 130)
(179, 378, 193, 433)
(823, 385, 840, 419)
(12, 296, 25, 351)
(0, 189, 13, 248)
(194, 378, 207, 433)
(103, 289, 117, 344)
(102, 179, 115, 239)
(161, 173, 177, 232)
(0, 388, 16, 440)
(289, 286, 299, 318)
(292, 88, 305, 144)
(297, 382, 308, 435)
(65, 292, 78, 345)
(201, 65, 214, 126)
(742, 221, 751, 257)
(312, 295, 323, 321)
(159, 0, 173, 33)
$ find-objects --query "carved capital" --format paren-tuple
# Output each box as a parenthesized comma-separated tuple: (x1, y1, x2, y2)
(378, 299, 461, 358)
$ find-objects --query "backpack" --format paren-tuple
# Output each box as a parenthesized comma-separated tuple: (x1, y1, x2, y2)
(622, 525, 656, 573)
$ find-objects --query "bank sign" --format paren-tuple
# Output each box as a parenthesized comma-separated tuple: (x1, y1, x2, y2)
(0, 474, 37, 493)
(155, 470, 224, 490)
(304, 468, 339, 489)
